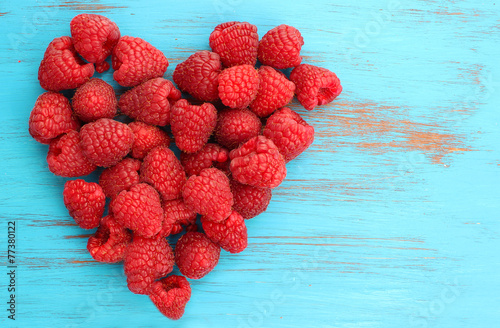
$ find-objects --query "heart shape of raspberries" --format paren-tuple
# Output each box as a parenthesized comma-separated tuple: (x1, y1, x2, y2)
(29, 14, 342, 320)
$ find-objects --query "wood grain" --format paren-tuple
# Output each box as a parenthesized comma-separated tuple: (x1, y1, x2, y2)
(1, 0, 499, 327)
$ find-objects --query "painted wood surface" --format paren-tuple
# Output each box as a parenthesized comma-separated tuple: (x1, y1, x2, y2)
(1, 0, 499, 327)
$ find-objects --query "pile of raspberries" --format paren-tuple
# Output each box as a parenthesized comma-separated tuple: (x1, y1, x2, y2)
(28, 14, 342, 320)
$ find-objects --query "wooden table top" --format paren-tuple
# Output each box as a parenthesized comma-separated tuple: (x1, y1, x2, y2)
(1, 0, 499, 327)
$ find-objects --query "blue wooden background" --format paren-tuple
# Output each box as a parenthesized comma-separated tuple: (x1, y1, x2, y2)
(1, 0, 499, 327)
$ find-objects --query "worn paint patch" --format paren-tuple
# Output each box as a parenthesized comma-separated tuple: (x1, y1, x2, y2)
(305, 97, 472, 164)
(42, 1, 127, 12)
(27, 219, 76, 227)
(434, 12, 464, 16)
(0, 12, 8, 16)
(458, 63, 483, 87)
(69, 260, 95, 265)
(64, 234, 93, 239)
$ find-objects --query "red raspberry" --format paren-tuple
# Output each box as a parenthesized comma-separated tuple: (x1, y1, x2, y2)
(47, 130, 96, 177)
(218, 64, 259, 109)
(182, 168, 233, 222)
(140, 146, 186, 202)
(214, 159, 231, 177)
(149, 275, 191, 320)
(159, 199, 196, 238)
(209, 21, 259, 67)
(174, 232, 221, 279)
(214, 108, 262, 149)
(28, 127, 54, 145)
(172, 51, 221, 102)
(119, 78, 181, 126)
(72, 78, 117, 122)
(124, 235, 174, 294)
(180, 143, 229, 177)
(170, 99, 217, 154)
(185, 221, 199, 233)
(98, 158, 141, 198)
(129, 122, 170, 160)
(63, 179, 105, 229)
(28, 92, 80, 144)
(79, 118, 134, 167)
(230, 179, 272, 220)
(289, 64, 342, 111)
(249, 66, 295, 117)
(110, 183, 163, 238)
(258, 25, 304, 69)
(229, 136, 287, 188)
(87, 215, 132, 263)
(201, 211, 248, 254)
(112, 36, 169, 87)
(70, 14, 120, 73)
(263, 107, 315, 162)
(38, 36, 95, 92)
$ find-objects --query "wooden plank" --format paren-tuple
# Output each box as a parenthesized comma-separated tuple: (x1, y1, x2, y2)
(0, 0, 499, 327)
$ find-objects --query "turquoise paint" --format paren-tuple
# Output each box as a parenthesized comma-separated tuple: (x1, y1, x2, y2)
(0, 0, 499, 327)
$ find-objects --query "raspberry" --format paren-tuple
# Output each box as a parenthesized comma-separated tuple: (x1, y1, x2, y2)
(79, 118, 134, 167)
(38, 36, 95, 92)
(174, 232, 221, 279)
(214, 159, 231, 177)
(110, 183, 163, 238)
(170, 99, 217, 154)
(149, 275, 191, 320)
(95, 62, 110, 74)
(129, 122, 170, 160)
(180, 143, 229, 177)
(70, 14, 120, 73)
(87, 215, 132, 263)
(249, 66, 295, 117)
(47, 130, 96, 177)
(182, 168, 233, 222)
(263, 107, 315, 162)
(159, 199, 197, 238)
(214, 108, 262, 149)
(229, 136, 287, 188)
(202, 211, 248, 253)
(209, 22, 259, 67)
(258, 25, 304, 69)
(218, 65, 259, 109)
(63, 179, 105, 229)
(112, 36, 169, 87)
(98, 158, 141, 198)
(140, 146, 186, 202)
(72, 78, 117, 122)
(172, 51, 221, 102)
(28, 92, 80, 144)
(124, 235, 174, 294)
(230, 179, 272, 220)
(289, 64, 342, 111)
(119, 78, 181, 126)
(28, 127, 54, 144)
(185, 221, 199, 233)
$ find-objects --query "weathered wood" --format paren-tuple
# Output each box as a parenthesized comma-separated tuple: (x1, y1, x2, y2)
(0, 0, 498, 327)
